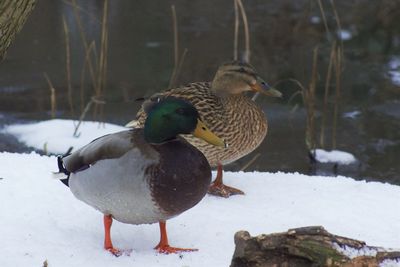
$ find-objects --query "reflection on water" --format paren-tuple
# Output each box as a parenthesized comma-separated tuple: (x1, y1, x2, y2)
(0, 0, 399, 184)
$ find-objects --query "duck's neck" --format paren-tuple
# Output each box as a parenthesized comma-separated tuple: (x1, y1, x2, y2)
(211, 77, 249, 96)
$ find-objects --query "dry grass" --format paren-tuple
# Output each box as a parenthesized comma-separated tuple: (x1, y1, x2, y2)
(62, 0, 109, 126)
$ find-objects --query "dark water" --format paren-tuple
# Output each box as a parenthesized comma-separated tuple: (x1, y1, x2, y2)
(0, 0, 399, 184)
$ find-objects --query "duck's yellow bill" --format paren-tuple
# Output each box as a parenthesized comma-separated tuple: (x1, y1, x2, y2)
(250, 77, 282, 98)
(193, 119, 227, 148)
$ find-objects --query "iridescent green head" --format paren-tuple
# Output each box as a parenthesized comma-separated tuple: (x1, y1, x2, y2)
(144, 97, 226, 147)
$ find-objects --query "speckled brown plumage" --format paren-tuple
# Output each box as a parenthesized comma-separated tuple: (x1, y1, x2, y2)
(135, 82, 268, 167)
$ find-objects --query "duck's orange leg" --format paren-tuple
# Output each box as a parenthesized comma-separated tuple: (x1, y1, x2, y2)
(154, 221, 198, 254)
(104, 215, 124, 256)
(208, 163, 244, 198)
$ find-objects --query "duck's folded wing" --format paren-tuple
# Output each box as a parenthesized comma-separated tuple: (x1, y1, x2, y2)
(62, 130, 137, 173)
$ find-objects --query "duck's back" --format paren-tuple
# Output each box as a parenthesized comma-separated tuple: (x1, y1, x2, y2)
(63, 129, 211, 225)
(136, 82, 268, 166)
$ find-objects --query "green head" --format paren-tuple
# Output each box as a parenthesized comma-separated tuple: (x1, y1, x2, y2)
(144, 98, 197, 144)
(144, 97, 226, 147)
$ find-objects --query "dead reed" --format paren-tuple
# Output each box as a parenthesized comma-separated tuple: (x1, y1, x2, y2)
(233, 0, 239, 60)
(319, 41, 336, 148)
(62, 15, 74, 116)
(303, 47, 319, 152)
(43, 72, 57, 119)
(332, 44, 342, 149)
(168, 5, 188, 89)
(234, 0, 250, 63)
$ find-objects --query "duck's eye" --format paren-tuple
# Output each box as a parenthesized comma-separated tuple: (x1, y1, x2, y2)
(175, 108, 186, 115)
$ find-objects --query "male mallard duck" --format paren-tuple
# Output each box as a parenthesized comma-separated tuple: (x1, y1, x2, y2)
(56, 97, 225, 255)
(132, 61, 282, 197)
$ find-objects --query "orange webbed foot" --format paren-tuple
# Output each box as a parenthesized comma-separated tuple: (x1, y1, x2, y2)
(105, 247, 133, 257)
(154, 244, 198, 254)
(208, 181, 244, 198)
(208, 163, 245, 198)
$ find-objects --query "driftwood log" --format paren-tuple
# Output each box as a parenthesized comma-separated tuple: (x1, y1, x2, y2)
(231, 226, 400, 267)
(0, 0, 36, 60)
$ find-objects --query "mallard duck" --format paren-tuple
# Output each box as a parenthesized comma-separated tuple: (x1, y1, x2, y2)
(132, 61, 282, 197)
(56, 97, 225, 255)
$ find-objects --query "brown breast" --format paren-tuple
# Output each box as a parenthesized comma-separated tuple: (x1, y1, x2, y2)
(146, 138, 211, 216)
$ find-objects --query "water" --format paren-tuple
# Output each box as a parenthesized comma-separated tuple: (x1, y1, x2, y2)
(0, 0, 399, 184)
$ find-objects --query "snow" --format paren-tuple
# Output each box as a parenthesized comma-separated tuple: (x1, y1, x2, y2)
(313, 148, 357, 165)
(388, 56, 400, 86)
(1, 152, 400, 266)
(337, 29, 353, 41)
(310, 15, 321, 24)
(333, 243, 379, 258)
(1, 119, 400, 266)
(2, 119, 126, 154)
(343, 110, 361, 119)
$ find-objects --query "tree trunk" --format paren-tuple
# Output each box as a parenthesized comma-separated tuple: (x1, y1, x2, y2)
(0, 0, 36, 60)
(231, 226, 400, 267)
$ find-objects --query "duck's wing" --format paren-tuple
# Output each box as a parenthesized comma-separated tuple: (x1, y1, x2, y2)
(61, 129, 139, 174)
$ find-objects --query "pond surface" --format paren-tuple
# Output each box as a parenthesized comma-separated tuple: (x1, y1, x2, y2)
(0, 0, 399, 184)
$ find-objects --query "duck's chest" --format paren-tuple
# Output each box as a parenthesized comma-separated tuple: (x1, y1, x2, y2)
(69, 141, 211, 225)
(222, 96, 267, 140)
(148, 141, 211, 216)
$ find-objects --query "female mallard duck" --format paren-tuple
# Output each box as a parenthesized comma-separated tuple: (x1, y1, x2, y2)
(56, 97, 225, 255)
(132, 61, 282, 198)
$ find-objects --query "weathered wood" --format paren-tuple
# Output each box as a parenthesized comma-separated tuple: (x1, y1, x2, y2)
(231, 226, 400, 267)
(0, 0, 36, 60)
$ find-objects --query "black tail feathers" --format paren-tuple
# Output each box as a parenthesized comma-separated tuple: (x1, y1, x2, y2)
(57, 156, 70, 187)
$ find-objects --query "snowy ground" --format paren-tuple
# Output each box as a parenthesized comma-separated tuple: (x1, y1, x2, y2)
(2, 119, 126, 154)
(1, 120, 400, 266)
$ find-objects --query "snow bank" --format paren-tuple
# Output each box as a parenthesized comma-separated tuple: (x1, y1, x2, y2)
(314, 148, 357, 165)
(1, 119, 126, 154)
(0, 152, 399, 267)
